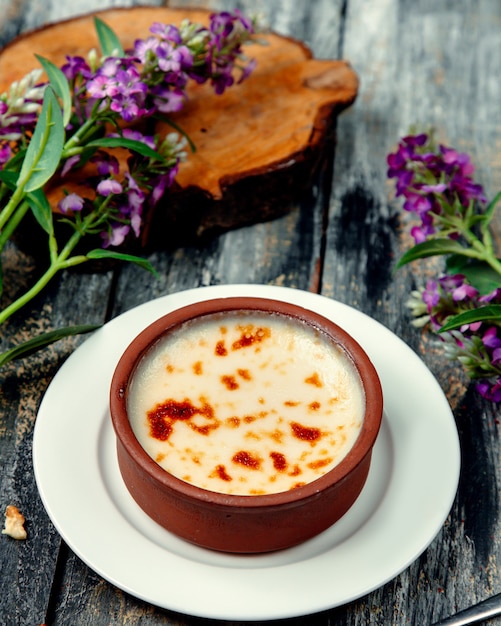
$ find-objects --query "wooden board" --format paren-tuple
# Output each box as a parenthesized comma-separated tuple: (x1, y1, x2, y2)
(0, 6, 358, 246)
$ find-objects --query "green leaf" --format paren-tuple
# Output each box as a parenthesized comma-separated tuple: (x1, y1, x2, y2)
(445, 255, 501, 295)
(0, 169, 18, 189)
(86, 248, 159, 276)
(86, 136, 162, 160)
(17, 87, 65, 193)
(439, 305, 501, 333)
(483, 190, 501, 226)
(0, 324, 101, 368)
(25, 187, 54, 236)
(35, 55, 72, 128)
(395, 238, 469, 269)
(94, 17, 124, 57)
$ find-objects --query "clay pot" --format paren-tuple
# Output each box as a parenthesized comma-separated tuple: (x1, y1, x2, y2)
(109, 297, 383, 553)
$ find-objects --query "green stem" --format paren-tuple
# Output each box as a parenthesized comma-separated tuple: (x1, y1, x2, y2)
(443, 214, 501, 276)
(0, 235, 87, 326)
(0, 195, 112, 325)
(62, 116, 96, 154)
(0, 199, 30, 253)
(0, 182, 26, 232)
(0, 262, 59, 326)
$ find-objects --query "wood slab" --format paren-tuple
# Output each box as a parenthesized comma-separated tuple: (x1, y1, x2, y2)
(0, 6, 358, 248)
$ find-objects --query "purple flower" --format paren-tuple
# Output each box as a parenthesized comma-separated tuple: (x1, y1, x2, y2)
(149, 22, 182, 44)
(101, 223, 130, 248)
(87, 74, 120, 99)
(480, 288, 501, 303)
(422, 280, 440, 311)
(61, 55, 91, 81)
(133, 36, 160, 63)
(476, 379, 501, 403)
(387, 133, 488, 245)
(452, 282, 479, 301)
(150, 174, 169, 207)
(121, 128, 156, 150)
(97, 179, 123, 196)
(0, 142, 12, 167)
(210, 11, 237, 38)
(233, 8, 255, 33)
(91, 152, 120, 177)
(211, 68, 235, 95)
(152, 87, 185, 113)
(482, 327, 501, 351)
(403, 193, 433, 215)
(85, 59, 149, 122)
(238, 57, 257, 83)
(58, 193, 85, 214)
(61, 155, 81, 177)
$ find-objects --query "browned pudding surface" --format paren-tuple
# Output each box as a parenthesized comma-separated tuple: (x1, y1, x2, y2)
(127, 312, 364, 495)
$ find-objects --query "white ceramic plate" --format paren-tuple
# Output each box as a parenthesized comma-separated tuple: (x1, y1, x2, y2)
(33, 285, 460, 621)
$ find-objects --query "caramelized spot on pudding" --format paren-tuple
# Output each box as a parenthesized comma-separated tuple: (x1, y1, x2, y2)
(271, 429, 284, 443)
(305, 372, 323, 387)
(309, 401, 321, 411)
(245, 430, 261, 441)
(226, 416, 241, 428)
(193, 361, 203, 375)
(290, 482, 306, 490)
(232, 450, 261, 470)
(290, 421, 322, 442)
(148, 411, 174, 441)
(211, 464, 232, 482)
(147, 398, 217, 440)
(284, 400, 299, 407)
(289, 464, 302, 476)
(190, 421, 219, 436)
(308, 457, 334, 470)
(243, 414, 256, 423)
(221, 374, 239, 390)
(215, 340, 227, 356)
(238, 368, 252, 380)
(166, 364, 174, 373)
(270, 451, 288, 471)
(232, 325, 271, 350)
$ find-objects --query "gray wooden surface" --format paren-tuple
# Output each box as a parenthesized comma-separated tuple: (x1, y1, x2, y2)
(1, 0, 500, 624)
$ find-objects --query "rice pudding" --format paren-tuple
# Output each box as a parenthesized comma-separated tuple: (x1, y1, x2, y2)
(127, 310, 365, 496)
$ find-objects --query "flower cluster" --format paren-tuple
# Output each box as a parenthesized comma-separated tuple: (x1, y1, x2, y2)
(0, 11, 260, 364)
(0, 69, 46, 165)
(407, 275, 501, 401)
(0, 11, 257, 248)
(388, 133, 501, 402)
(387, 133, 486, 243)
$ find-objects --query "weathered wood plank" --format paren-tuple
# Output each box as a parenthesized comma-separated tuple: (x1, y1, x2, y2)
(322, 0, 501, 624)
(0, 269, 113, 625)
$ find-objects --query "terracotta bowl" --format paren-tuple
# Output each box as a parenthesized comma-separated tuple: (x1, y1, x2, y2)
(109, 297, 383, 553)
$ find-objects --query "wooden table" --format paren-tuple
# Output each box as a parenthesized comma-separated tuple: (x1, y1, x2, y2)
(1, 1, 500, 624)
